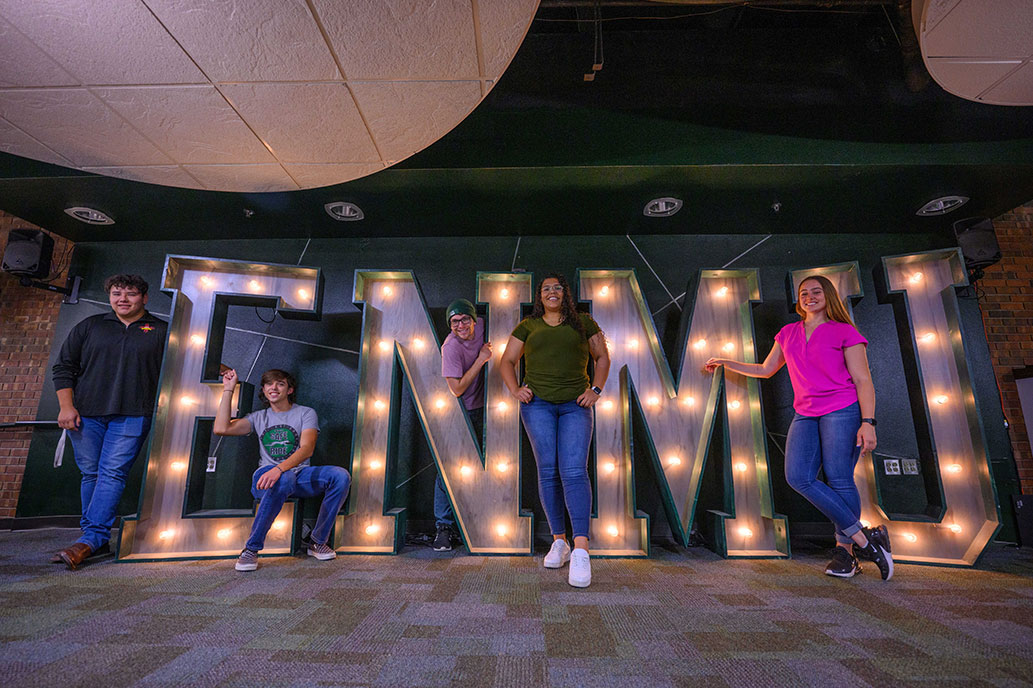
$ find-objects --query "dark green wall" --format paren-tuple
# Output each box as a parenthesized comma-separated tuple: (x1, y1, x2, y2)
(16, 231, 1021, 543)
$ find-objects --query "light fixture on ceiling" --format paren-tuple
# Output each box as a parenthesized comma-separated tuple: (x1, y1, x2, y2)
(643, 197, 682, 218)
(325, 201, 364, 221)
(916, 196, 968, 216)
(64, 207, 114, 225)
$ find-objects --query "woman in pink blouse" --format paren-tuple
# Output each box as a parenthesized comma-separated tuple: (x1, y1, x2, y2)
(705, 275, 893, 580)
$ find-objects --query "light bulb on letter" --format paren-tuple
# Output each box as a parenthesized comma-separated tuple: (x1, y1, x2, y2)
(934, 395, 948, 405)
(272, 519, 287, 531)
(601, 400, 614, 411)
(909, 272, 923, 284)
(646, 396, 659, 407)
(722, 342, 735, 353)
(496, 461, 509, 473)
(667, 455, 681, 467)
(920, 332, 936, 344)
(734, 462, 747, 473)
(190, 334, 205, 347)
(248, 279, 261, 291)
(158, 529, 174, 540)
(373, 399, 386, 412)
(170, 461, 187, 472)
(500, 288, 510, 299)
(902, 532, 917, 543)
(606, 525, 619, 537)
(365, 524, 380, 535)
(382, 285, 392, 297)
(737, 527, 752, 538)
(296, 288, 310, 301)
(693, 338, 707, 350)
(495, 524, 508, 537)
(946, 463, 962, 473)
(217, 528, 232, 540)
(598, 286, 609, 297)
(728, 400, 741, 411)
(948, 523, 962, 534)
(603, 461, 616, 474)
(497, 401, 509, 413)
(369, 460, 382, 470)
(434, 397, 446, 410)
(716, 286, 729, 297)
(682, 396, 695, 407)
(378, 340, 391, 353)
(627, 339, 639, 350)
(460, 465, 472, 478)
(412, 337, 425, 350)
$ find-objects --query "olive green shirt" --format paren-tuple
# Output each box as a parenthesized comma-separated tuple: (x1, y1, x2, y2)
(511, 313, 602, 403)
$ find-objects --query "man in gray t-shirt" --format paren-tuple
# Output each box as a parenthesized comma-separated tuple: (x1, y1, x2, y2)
(215, 368, 350, 572)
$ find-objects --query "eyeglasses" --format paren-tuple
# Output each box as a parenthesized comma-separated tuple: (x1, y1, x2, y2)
(541, 284, 564, 293)
(450, 316, 474, 329)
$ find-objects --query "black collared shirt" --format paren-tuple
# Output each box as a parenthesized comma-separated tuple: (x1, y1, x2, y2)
(52, 310, 168, 417)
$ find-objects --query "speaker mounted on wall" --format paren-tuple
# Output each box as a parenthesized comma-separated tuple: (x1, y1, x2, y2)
(953, 217, 1002, 282)
(1, 228, 54, 279)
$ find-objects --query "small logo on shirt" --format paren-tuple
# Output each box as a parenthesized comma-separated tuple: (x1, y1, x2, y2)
(261, 424, 299, 459)
(139, 324, 154, 332)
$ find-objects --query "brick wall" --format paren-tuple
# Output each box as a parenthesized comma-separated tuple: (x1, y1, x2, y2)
(0, 211, 73, 519)
(980, 202, 1033, 493)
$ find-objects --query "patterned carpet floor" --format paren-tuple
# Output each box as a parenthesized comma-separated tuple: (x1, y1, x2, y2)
(1, 528, 1031, 688)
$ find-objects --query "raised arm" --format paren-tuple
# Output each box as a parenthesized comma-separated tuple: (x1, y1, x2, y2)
(704, 341, 785, 379)
(499, 335, 532, 403)
(446, 341, 493, 397)
(213, 368, 252, 436)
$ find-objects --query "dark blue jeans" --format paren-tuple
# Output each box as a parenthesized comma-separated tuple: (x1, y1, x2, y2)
(520, 397, 594, 539)
(784, 401, 864, 544)
(246, 464, 351, 552)
(68, 415, 151, 550)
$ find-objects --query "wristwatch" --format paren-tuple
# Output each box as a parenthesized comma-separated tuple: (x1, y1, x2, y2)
(861, 417, 877, 427)
(591, 385, 603, 395)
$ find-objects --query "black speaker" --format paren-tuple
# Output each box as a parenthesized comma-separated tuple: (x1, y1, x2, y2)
(1, 229, 54, 278)
(1014, 494, 1033, 548)
(953, 217, 1002, 271)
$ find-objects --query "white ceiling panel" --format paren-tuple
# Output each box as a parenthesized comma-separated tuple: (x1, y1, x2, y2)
(81, 165, 207, 190)
(0, 0, 206, 85)
(352, 81, 482, 161)
(95, 86, 274, 164)
(143, 0, 340, 82)
(0, 15, 78, 88)
(283, 162, 385, 189)
(313, 0, 479, 80)
(0, 89, 172, 167)
(478, 0, 538, 79)
(183, 163, 298, 192)
(0, 117, 73, 166)
(924, 59, 1023, 102)
(219, 83, 378, 163)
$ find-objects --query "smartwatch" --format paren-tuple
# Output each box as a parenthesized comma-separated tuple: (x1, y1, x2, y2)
(591, 386, 603, 395)
(861, 418, 877, 427)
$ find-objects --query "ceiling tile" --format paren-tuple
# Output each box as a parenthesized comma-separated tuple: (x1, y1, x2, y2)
(981, 61, 1033, 106)
(477, 0, 538, 80)
(312, 0, 478, 79)
(0, 89, 172, 167)
(351, 81, 481, 161)
(922, 0, 1033, 58)
(95, 86, 274, 164)
(219, 83, 379, 163)
(0, 116, 74, 166)
(81, 165, 207, 190)
(283, 162, 385, 189)
(142, 0, 340, 82)
(0, 0, 205, 85)
(182, 163, 299, 192)
(0, 15, 78, 87)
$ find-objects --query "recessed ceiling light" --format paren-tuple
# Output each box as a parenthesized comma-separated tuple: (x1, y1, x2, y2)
(325, 201, 364, 221)
(916, 196, 968, 216)
(64, 207, 114, 225)
(643, 197, 682, 217)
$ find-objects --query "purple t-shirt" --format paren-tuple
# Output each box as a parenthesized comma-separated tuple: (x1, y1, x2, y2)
(774, 320, 868, 417)
(441, 317, 485, 411)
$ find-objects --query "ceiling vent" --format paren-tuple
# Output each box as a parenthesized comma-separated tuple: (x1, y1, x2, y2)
(63, 207, 114, 225)
(643, 197, 682, 217)
(325, 201, 364, 222)
(916, 196, 968, 216)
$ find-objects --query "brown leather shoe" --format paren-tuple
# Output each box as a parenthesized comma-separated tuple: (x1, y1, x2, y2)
(52, 541, 109, 563)
(57, 543, 94, 570)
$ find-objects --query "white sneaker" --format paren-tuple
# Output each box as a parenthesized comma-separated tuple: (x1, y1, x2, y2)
(568, 548, 591, 588)
(543, 539, 571, 568)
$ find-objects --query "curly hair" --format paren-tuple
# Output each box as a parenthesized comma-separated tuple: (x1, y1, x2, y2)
(258, 369, 297, 405)
(530, 273, 584, 336)
(104, 274, 149, 295)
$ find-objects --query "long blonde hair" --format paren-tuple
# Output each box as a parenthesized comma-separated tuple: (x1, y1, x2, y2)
(796, 274, 855, 326)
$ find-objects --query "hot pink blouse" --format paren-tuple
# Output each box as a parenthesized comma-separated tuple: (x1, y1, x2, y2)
(774, 320, 868, 417)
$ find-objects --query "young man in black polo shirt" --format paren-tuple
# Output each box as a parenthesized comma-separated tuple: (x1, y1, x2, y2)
(51, 274, 167, 570)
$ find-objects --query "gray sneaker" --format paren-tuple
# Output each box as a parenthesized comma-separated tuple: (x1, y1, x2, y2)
(307, 542, 337, 561)
(235, 549, 258, 572)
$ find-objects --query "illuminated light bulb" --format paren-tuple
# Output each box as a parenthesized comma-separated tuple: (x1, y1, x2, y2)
(908, 272, 923, 284)
(946, 463, 962, 474)
(682, 396, 695, 407)
(373, 399, 386, 412)
(412, 337, 425, 350)
(500, 288, 510, 299)
(598, 286, 610, 297)
(496, 461, 509, 473)
(728, 400, 741, 411)
(217, 528, 232, 540)
(606, 525, 619, 537)
(646, 396, 660, 407)
(180, 396, 197, 407)
(297, 288, 310, 301)
(601, 400, 614, 411)
(369, 460, 382, 470)
(603, 461, 616, 474)
(378, 340, 391, 353)
(495, 524, 508, 537)
(199, 276, 213, 288)
(737, 527, 753, 538)
(734, 462, 747, 473)
(666, 455, 682, 467)
(605, 340, 615, 353)
(498, 343, 506, 356)
(434, 397, 446, 410)
(902, 532, 917, 543)
(365, 524, 380, 535)
(248, 279, 261, 291)
(934, 395, 948, 405)
(722, 342, 735, 353)
(693, 338, 707, 350)
(460, 465, 473, 478)
(170, 461, 187, 472)
(272, 519, 286, 531)
(920, 332, 936, 344)
(716, 286, 729, 297)
(190, 334, 205, 347)
(627, 339, 639, 350)
(497, 401, 509, 413)
(158, 529, 174, 540)
(382, 285, 393, 297)
(860, 519, 871, 528)
(948, 523, 962, 534)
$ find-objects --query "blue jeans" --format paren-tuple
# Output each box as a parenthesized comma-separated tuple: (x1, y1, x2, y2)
(68, 415, 151, 550)
(784, 401, 864, 544)
(246, 465, 351, 552)
(520, 397, 594, 539)
(434, 408, 484, 528)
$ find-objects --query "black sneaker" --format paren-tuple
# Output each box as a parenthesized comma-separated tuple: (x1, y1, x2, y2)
(824, 546, 861, 578)
(432, 525, 453, 552)
(857, 525, 893, 581)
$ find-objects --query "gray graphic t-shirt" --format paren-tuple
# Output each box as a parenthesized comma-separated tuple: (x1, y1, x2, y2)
(245, 404, 319, 473)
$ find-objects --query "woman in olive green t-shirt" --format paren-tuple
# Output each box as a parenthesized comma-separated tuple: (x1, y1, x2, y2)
(500, 273, 610, 588)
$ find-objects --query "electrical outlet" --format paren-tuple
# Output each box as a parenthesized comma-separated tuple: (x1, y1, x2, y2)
(902, 458, 919, 475)
(883, 459, 901, 475)
(206, 456, 217, 472)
